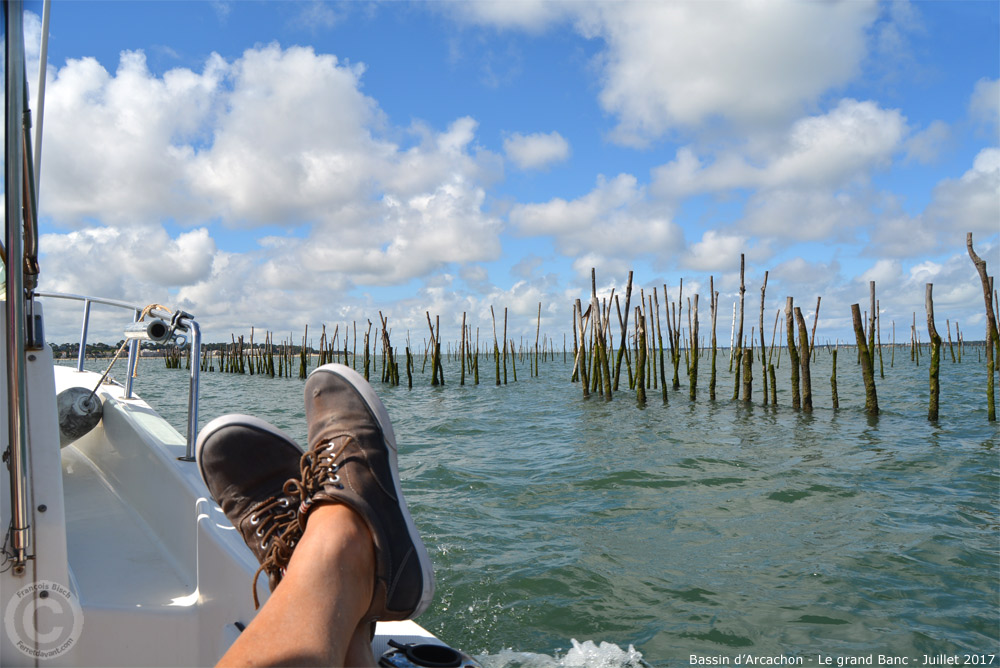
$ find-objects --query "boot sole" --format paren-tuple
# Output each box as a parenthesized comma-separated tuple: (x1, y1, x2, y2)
(309, 363, 436, 619)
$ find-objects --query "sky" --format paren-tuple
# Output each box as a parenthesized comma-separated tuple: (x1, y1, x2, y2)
(8, 0, 1000, 348)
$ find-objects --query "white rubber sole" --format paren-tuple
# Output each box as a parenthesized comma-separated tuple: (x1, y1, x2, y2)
(308, 363, 436, 618)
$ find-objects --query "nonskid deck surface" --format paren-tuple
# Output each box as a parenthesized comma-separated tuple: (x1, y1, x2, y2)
(61, 444, 193, 609)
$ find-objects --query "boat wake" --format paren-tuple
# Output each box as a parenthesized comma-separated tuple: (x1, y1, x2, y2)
(478, 639, 648, 668)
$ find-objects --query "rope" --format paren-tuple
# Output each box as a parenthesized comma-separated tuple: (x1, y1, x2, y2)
(86, 303, 173, 401)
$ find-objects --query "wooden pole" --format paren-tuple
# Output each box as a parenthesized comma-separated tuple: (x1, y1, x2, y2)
(732, 255, 745, 399)
(786, 297, 800, 409)
(759, 271, 768, 404)
(967, 233, 998, 421)
(710, 277, 719, 401)
(831, 341, 839, 410)
(574, 299, 590, 398)
(690, 293, 699, 400)
(655, 288, 668, 403)
(926, 283, 943, 421)
(613, 272, 633, 390)
(852, 304, 879, 415)
(795, 307, 812, 411)
(635, 307, 647, 406)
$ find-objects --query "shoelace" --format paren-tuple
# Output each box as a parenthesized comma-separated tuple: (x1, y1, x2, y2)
(250, 484, 302, 609)
(287, 435, 353, 528)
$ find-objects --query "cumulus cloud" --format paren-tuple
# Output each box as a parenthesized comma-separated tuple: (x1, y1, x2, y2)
(510, 173, 683, 276)
(904, 120, 951, 165)
(652, 99, 907, 198)
(40, 226, 216, 300)
(683, 231, 753, 272)
(970, 77, 999, 136)
(503, 131, 570, 170)
(35, 42, 504, 326)
(925, 148, 1000, 236)
(444, 2, 881, 145)
(576, 2, 879, 145)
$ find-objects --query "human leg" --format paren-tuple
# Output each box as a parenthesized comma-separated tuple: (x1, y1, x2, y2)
(217, 503, 375, 667)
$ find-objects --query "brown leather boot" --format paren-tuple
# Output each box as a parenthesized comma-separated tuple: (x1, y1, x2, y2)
(196, 414, 304, 607)
(291, 363, 435, 622)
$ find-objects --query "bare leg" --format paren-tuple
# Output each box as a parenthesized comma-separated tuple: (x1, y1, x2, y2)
(218, 504, 375, 667)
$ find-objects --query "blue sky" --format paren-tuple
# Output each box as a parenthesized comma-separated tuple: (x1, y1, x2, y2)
(12, 0, 1000, 346)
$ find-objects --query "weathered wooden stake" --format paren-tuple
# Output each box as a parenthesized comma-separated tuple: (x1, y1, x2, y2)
(613, 273, 633, 390)
(852, 303, 879, 415)
(690, 293, 700, 400)
(926, 283, 943, 421)
(786, 297, 800, 409)
(635, 307, 647, 406)
(967, 233, 998, 421)
(759, 271, 768, 405)
(795, 307, 812, 411)
(710, 277, 719, 401)
(831, 342, 839, 410)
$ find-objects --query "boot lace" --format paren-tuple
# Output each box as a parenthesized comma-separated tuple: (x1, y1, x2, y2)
(286, 435, 353, 529)
(250, 484, 302, 608)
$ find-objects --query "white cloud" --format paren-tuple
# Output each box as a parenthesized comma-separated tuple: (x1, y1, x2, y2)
(575, 2, 879, 145)
(445, 1, 570, 33)
(39, 226, 216, 301)
(36, 42, 505, 299)
(41, 50, 225, 225)
(683, 231, 751, 272)
(653, 99, 907, 198)
(925, 148, 1000, 236)
(970, 77, 999, 134)
(904, 120, 951, 165)
(503, 131, 570, 170)
(510, 174, 683, 275)
(741, 187, 871, 243)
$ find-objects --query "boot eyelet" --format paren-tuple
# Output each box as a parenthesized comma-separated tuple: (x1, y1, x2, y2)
(256, 527, 264, 537)
(250, 515, 259, 525)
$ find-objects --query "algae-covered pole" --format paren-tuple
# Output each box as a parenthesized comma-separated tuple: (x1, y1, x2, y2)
(574, 299, 590, 398)
(741, 335, 753, 402)
(831, 341, 839, 410)
(786, 297, 800, 409)
(690, 293, 699, 400)
(926, 283, 943, 421)
(655, 288, 668, 404)
(768, 310, 779, 406)
(535, 301, 542, 378)
(759, 271, 768, 405)
(502, 308, 508, 385)
(614, 271, 633, 390)
(635, 306, 647, 406)
(709, 276, 719, 401)
(851, 303, 879, 415)
(868, 282, 876, 361)
(877, 300, 884, 378)
(794, 307, 812, 411)
(490, 306, 500, 387)
(946, 319, 956, 364)
(809, 296, 821, 358)
(732, 255, 746, 400)
(967, 232, 998, 421)
(460, 312, 467, 386)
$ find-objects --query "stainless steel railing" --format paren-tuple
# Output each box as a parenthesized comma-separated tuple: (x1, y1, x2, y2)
(35, 291, 202, 461)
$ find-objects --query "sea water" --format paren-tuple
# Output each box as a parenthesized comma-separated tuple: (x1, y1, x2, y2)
(77, 347, 998, 667)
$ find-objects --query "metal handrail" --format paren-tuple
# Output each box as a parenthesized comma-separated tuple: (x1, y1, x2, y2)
(5, 0, 32, 576)
(35, 291, 202, 461)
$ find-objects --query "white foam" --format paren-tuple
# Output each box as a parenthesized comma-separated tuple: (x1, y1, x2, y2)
(479, 639, 647, 668)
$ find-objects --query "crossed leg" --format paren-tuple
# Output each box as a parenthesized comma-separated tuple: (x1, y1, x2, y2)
(218, 504, 377, 667)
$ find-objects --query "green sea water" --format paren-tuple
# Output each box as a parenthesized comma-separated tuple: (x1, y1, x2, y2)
(80, 345, 999, 666)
